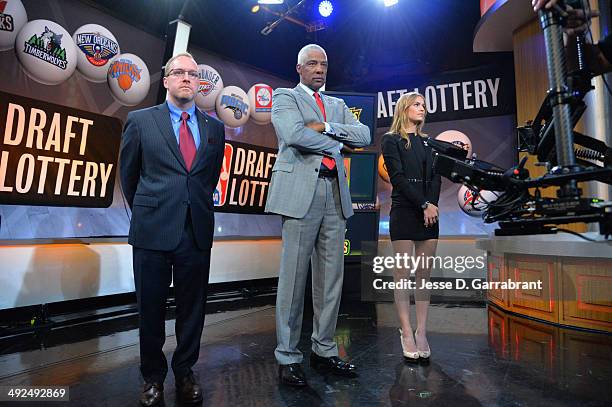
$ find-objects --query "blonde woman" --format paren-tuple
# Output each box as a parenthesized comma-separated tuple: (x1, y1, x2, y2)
(381, 92, 441, 362)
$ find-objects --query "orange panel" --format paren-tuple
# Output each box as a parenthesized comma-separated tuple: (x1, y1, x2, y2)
(480, 0, 497, 16)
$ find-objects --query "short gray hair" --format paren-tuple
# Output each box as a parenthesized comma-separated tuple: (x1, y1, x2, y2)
(164, 52, 197, 76)
(297, 44, 327, 65)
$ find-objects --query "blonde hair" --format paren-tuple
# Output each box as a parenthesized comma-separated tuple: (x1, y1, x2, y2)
(387, 92, 427, 149)
(164, 52, 197, 77)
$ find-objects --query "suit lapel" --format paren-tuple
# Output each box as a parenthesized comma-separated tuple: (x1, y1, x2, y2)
(191, 109, 211, 172)
(294, 85, 325, 122)
(320, 92, 334, 121)
(152, 103, 187, 171)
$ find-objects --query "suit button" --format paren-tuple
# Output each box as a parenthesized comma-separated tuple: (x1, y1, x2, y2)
(315, 168, 319, 172)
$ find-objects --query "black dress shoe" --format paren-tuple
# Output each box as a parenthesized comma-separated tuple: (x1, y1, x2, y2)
(175, 373, 203, 404)
(310, 353, 357, 377)
(140, 382, 164, 406)
(278, 363, 307, 386)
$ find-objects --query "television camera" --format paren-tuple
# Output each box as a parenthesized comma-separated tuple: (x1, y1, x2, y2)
(430, 0, 611, 238)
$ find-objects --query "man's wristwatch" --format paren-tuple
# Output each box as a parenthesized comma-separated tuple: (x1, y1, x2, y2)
(421, 201, 430, 210)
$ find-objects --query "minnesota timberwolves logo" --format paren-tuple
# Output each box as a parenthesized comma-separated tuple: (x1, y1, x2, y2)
(0, 1, 14, 32)
(23, 26, 68, 69)
(75, 31, 118, 67)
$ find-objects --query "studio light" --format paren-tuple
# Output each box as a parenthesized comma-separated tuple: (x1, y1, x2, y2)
(318, 1, 333, 18)
(383, 0, 399, 7)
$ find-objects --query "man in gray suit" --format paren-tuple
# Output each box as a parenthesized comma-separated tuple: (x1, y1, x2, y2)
(120, 53, 225, 406)
(266, 44, 371, 386)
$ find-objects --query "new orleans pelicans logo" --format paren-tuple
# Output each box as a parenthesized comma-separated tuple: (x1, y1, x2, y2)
(108, 58, 141, 92)
(0, 1, 14, 32)
(75, 31, 118, 67)
(23, 26, 67, 69)
(214, 143, 234, 206)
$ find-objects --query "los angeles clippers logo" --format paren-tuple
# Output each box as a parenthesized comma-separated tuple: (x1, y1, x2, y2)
(214, 143, 234, 206)
(462, 189, 476, 208)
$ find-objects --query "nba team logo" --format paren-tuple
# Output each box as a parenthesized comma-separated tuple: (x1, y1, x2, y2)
(220, 94, 248, 120)
(0, 1, 14, 32)
(23, 26, 68, 69)
(254, 85, 272, 112)
(216, 86, 250, 127)
(108, 58, 141, 92)
(349, 107, 362, 121)
(198, 68, 221, 96)
(214, 143, 234, 206)
(199, 80, 213, 95)
(195, 64, 223, 112)
(75, 31, 118, 67)
(462, 188, 476, 210)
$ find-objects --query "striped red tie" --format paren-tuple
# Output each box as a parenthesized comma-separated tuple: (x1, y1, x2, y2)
(179, 111, 197, 171)
(314, 92, 336, 170)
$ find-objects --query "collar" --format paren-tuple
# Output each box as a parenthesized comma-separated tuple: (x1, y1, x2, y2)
(298, 82, 323, 99)
(166, 100, 197, 123)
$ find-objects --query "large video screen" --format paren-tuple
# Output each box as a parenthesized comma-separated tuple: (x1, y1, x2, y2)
(323, 91, 377, 144)
(345, 152, 377, 204)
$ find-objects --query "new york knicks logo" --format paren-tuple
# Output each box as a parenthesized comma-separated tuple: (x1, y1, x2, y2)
(0, 1, 14, 32)
(108, 58, 141, 92)
(254, 85, 272, 112)
(214, 143, 234, 206)
(75, 32, 118, 67)
(23, 26, 67, 69)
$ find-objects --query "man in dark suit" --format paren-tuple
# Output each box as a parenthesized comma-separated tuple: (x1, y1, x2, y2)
(120, 52, 225, 406)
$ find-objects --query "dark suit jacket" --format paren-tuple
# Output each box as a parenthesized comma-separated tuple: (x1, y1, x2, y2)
(119, 102, 225, 251)
(381, 132, 441, 209)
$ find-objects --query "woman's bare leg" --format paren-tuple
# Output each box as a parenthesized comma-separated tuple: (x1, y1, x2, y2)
(391, 239, 416, 352)
(413, 239, 438, 353)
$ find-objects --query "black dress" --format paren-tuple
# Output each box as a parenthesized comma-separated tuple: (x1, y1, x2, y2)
(381, 132, 442, 241)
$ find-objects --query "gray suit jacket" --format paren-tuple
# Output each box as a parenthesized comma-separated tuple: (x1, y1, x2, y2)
(265, 85, 371, 219)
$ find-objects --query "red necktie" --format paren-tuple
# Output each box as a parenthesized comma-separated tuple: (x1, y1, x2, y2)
(314, 92, 336, 170)
(179, 111, 197, 171)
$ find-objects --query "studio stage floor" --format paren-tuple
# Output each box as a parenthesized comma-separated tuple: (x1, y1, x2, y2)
(0, 299, 610, 406)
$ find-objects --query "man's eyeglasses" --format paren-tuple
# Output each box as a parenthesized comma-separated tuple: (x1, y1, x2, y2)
(167, 69, 199, 80)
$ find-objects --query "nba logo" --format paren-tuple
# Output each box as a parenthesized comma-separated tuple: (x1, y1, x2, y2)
(214, 143, 234, 206)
